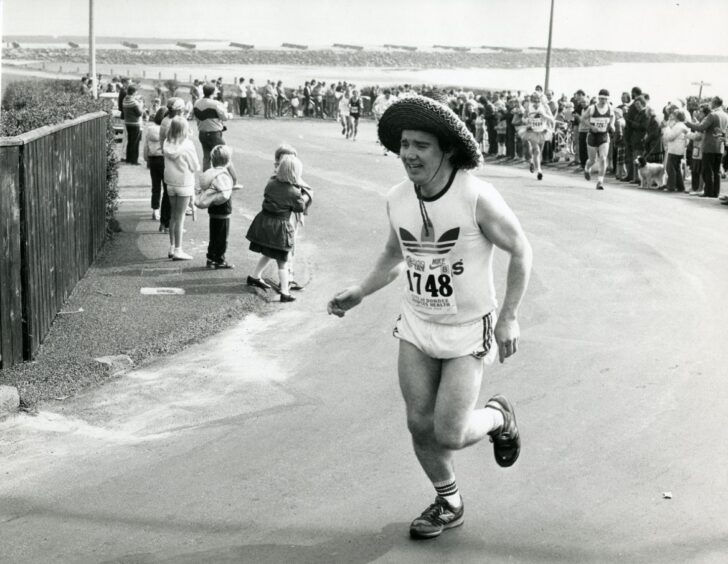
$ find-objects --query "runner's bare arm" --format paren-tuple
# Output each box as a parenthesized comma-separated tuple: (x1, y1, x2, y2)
(476, 189, 533, 362)
(327, 224, 404, 317)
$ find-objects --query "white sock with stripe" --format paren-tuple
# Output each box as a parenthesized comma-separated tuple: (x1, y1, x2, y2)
(434, 478, 462, 509)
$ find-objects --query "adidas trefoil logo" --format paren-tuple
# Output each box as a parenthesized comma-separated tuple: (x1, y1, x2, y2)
(399, 227, 460, 256)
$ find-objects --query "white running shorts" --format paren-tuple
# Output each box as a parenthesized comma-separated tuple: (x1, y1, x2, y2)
(393, 306, 497, 363)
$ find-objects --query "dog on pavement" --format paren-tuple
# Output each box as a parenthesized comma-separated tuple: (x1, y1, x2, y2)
(636, 156, 667, 189)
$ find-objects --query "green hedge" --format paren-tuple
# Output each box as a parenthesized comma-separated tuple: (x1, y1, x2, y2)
(1, 79, 119, 235)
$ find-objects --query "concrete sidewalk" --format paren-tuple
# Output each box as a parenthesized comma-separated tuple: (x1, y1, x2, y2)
(0, 159, 280, 408)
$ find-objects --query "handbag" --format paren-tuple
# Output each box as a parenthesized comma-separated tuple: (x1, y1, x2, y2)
(195, 185, 231, 209)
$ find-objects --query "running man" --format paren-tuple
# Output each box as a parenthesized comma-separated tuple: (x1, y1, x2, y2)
(518, 91, 555, 180)
(327, 95, 532, 539)
(348, 90, 363, 141)
(583, 89, 616, 190)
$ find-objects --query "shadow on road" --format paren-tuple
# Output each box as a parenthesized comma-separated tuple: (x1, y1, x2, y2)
(102, 523, 405, 564)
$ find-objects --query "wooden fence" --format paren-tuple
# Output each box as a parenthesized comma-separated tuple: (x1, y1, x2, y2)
(0, 112, 108, 369)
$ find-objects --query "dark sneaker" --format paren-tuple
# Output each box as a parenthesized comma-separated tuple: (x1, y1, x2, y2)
(206, 259, 215, 269)
(289, 280, 304, 291)
(214, 261, 234, 269)
(596, 182, 604, 190)
(529, 162, 535, 173)
(280, 293, 296, 303)
(486, 395, 521, 467)
(409, 496, 464, 539)
(584, 169, 591, 181)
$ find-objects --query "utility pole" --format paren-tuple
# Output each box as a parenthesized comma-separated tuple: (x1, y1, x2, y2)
(691, 81, 710, 101)
(544, 0, 555, 92)
(89, 0, 97, 98)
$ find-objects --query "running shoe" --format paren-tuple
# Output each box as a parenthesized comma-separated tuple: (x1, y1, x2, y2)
(584, 169, 591, 181)
(596, 182, 604, 190)
(289, 280, 304, 291)
(529, 162, 535, 173)
(486, 395, 521, 468)
(214, 261, 234, 269)
(280, 293, 296, 303)
(206, 259, 215, 269)
(409, 496, 464, 539)
(537, 172, 543, 181)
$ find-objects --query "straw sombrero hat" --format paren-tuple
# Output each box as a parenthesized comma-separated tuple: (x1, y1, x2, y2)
(377, 95, 481, 170)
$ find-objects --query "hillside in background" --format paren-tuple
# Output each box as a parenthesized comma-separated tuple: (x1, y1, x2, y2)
(4, 36, 728, 68)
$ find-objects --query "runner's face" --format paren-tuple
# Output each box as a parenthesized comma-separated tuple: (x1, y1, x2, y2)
(399, 130, 448, 185)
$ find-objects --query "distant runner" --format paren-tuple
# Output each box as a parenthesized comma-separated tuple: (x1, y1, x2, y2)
(583, 89, 615, 190)
(328, 94, 532, 539)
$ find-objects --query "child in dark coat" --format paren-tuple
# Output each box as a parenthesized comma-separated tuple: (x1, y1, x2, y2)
(246, 154, 309, 302)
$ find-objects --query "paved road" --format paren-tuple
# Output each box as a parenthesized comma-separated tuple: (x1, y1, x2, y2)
(2, 117, 728, 563)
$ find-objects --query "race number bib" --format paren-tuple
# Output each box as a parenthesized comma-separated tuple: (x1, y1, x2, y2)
(404, 254, 457, 315)
(590, 116, 610, 132)
(527, 116, 546, 132)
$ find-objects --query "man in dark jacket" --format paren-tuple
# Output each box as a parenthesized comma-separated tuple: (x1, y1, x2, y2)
(121, 84, 143, 165)
(686, 96, 728, 198)
(482, 94, 498, 156)
(621, 86, 643, 182)
(624, 96, 647, 184)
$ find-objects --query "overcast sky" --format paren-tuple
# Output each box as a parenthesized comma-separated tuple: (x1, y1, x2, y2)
(3, 0, 727, 56)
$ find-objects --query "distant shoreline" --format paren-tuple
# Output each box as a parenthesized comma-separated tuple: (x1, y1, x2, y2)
(3, 46, 728, 70)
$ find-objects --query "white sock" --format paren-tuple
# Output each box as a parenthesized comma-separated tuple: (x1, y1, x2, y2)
(434, 478, 462, 508)
(485, 406, 504, 433)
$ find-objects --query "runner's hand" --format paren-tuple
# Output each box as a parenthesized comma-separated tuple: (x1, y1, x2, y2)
(494, 316, 520, 363)
(327, 286, 364, 317)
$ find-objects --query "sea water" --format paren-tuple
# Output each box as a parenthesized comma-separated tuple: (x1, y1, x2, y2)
(5, 59, 727, 112)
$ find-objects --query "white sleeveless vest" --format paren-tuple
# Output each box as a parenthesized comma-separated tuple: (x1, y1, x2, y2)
(386, 170, 498, 325)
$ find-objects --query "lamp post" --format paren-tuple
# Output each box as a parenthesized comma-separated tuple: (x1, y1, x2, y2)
(544, 0, 555, 92)
(89, 0, 97, 99)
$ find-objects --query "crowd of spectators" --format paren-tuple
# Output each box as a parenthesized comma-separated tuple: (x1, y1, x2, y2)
(90, 72, 728, 200)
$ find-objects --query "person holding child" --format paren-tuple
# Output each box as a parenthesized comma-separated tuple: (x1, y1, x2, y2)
(196, 145, 237, 269)
(246, 154, 310, 302)
(163, 116, 200, 261)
